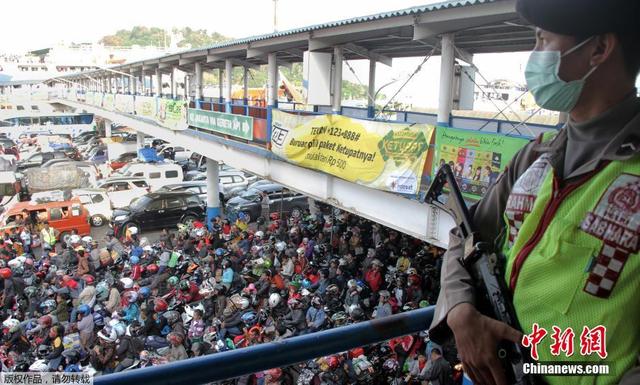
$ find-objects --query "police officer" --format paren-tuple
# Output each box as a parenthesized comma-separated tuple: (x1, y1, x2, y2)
(429, 1, 640, 385)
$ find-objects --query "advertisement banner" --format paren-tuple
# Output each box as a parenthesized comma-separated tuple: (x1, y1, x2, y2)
(92, 93, 103, 107)
(102, 94, 115, 111)
(432, 126, 529, 199)
(85, 92, 94, 105)
(187, 108, 253, 140)
(156, 98, 188, 130)
(271, 110, 434, 195)
(115, 94, 134, 114)
(135, 96, 157, 119)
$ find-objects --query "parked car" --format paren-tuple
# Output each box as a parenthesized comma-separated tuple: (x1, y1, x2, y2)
(157, 145, 192, 162)
(71, 188, 112, 227)
(96, 177, 150, 208)
(108, 151, 138, 171)
(17, 151, 69, 171)
(0, 198, 91, 243)
(110, 191, 205, 237)
(157, 181, 209, 202)
(225, 183, 308, 222)
(115, 162, 184, 191)
(86, 145, 108, 164)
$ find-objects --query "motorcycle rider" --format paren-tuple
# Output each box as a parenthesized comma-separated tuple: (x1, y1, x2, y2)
(282, 298, 306, 336)
(114, 322, 144, 372)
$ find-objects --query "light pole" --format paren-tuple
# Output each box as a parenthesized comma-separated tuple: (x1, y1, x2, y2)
(273, 0, 278, 32)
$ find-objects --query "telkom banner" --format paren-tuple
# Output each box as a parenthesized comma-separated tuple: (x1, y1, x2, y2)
(156, 98, 188, 131)
(432, 126, 529, 199)
(271, 110, 434, 195)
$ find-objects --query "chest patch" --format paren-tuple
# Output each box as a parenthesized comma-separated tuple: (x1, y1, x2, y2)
(579, 174, 640, 298)
(505, 154, 553, 247)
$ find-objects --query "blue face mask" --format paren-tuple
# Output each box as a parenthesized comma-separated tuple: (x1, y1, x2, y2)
(525, 37, 598, 112)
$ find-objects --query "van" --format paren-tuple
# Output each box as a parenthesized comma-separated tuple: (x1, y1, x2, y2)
(71, 188, 112, 227)
(0, 198, 91, 243)
(96, 177, 150, 208)
(116, 162, 183, 191)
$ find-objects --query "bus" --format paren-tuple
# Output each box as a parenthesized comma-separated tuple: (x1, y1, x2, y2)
(0, 111, 95, 140)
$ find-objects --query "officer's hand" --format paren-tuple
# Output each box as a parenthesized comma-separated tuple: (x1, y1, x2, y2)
(447, 303, 522, 385)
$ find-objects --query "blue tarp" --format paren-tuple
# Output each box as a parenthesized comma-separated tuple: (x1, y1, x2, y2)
(138, 148, 164, 163)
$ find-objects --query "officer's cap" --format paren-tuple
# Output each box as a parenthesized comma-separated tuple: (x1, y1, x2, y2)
(516, 0, 639, 37)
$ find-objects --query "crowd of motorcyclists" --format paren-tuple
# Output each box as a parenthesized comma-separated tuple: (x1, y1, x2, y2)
(1, 205, 460, 384)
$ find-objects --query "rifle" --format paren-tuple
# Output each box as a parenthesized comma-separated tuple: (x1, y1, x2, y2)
(425, 164, 532, 385)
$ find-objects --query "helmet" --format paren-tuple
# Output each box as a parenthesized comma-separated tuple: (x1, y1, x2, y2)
(311, 296, 323, 307)
(268, 293, 281, 308)
(139, 237, 150, 248)
(129, 256, 140, 265)
(124, 291, 138, 304)
(237, 297, 250, 310)
(301, 279, 312, 289)
(163, 311, 180, 324)
(69, 234, 81, 244)
(407, 267, 418, 276)
(96, 282, 109, 300)
(327, 356, 340, 369)
(119, 277, 133, 289)
(139, 287, 151, 298)
(37, 344, 52, 359)
(275, 241, 286, 252)
(0, 267, 12, 279)
(168, 276, 179, 287)
(215, 248, 225, 257)
(383, 358, 399, 373)
(287, 298, 299, 308)
(128, 226, 139, 235)
(131, 246, 143, 258)
(25, 286, 38, 298)
(349, 347, 365, 359)
(241, 311, 257, 327)
(3, 318, 19, 332)
(154, 298, 168, 313)
(331, 312, 348, 325)
(81, 236, 93, 244)
(255, 231, 264, 239)
(179, 280, 190, 291)
(62, 349, 81, 364)
(347, 279, 358, 289)
(8, 259, 22, 269)
(38, 315, 52, 328)
(266, 368, 282, 380)
(167, 332, 183, 345)
(78, 304, 91, 316)
(82, 274, 95, 285)
(39, 299, 57, 314)
(146, 263, 159, 274)
(379, 290, 391, 298)
(326, 284, 340, 296)
(296, 247, 305, 255)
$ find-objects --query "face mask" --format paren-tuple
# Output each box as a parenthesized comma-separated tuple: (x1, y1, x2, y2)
(525, 37, 598, 112)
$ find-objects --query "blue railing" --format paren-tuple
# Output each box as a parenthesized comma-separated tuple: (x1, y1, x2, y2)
(95, 306, 434, 385)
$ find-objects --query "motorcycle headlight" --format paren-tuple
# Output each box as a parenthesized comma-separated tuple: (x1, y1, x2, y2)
(114, 215, 128, 222)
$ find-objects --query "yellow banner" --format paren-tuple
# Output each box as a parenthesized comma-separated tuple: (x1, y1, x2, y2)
(271, 110, 434, 195)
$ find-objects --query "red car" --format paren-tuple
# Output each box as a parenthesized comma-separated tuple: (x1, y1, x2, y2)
(108, 151, 137, 171)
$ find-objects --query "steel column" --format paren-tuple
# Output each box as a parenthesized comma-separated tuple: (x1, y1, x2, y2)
(437, 33, 455, 126)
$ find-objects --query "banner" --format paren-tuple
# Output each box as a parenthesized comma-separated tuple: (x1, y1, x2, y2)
(135, 96, 157, 119)
(102, 93, 115, 111)
(432, 126, 529, 199)
(271, 110, 434, 195)
(92, 93, 103, 107)
(115, 94, 134, 114)
(187, 108, 253, 140)
(85, 91, 94, 106)
(156, 98, 188, 130)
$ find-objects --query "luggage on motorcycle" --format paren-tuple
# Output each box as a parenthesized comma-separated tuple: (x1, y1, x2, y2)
(63, 332, 81, 350)
(145, 335, 169, 350)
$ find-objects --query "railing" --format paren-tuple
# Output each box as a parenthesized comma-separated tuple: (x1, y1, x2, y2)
(95, 306, 435, 385)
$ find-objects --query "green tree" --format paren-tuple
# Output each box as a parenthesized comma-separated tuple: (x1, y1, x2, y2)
(100, 26, 231, 49)
(175, 27, 231, 49)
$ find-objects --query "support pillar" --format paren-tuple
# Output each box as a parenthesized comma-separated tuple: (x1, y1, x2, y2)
(225, 59, 233, 113)
(136, 132, 145, 155)
(206, 158, 221, 229)
(367, 59, 376, 118)
(267, 53, 278, 143)
(437, 33, 455, 126)
(155, 69, 162, 97)
(243, 66, 249, 106)
(131, 75, 137, 95)
(122, 75, 127, 94)
(332, 47, 343, 114)
(105, 119, 112, 138)
(218, 69, 223, 104)
(170, 67, 176, 99)
(195, 62, 203, 108)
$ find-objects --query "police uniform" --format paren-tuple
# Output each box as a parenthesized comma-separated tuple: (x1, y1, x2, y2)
(429, 1, 640, 384)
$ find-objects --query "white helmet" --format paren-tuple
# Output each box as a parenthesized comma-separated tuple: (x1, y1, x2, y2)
(8, 259, 22, 269)
(296, 247, 305, 255)
(195, 229, 205, 237)
(139, 237, 150, 247)
(81, 236, 93, 245)
(275, 241, 286, 252)
(301, 289, 311, 297)
(255, 231, 264, 239)
(69, 235, 81, 245)
(128, 226, 139, 235)
(238, 297, 250, 310)
(119, 277, 133, 289)
(268, 293, 281, 308)
(2, 318, 19, 330)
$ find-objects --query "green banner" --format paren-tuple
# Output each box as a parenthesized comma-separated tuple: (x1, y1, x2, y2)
(156, 98, 188, 130)
(187, 108, 253, 140)
(432, 126, 529, 199)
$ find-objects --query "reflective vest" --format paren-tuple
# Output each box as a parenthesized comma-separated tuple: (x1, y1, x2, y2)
(501, 134, 640, 384)
(41, 227, 56, 245)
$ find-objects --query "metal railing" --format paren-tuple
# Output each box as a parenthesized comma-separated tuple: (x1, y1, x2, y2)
(95, 306, 435, 385)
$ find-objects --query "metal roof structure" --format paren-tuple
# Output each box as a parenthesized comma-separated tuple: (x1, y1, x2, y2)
(57, 0, 534, 79)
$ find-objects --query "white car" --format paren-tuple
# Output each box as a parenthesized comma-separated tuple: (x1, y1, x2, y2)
(115, 162, 184, 191)
(96, 177, 150, 208)
(71, 188, 112, 227)
(157, 145, 192, 162)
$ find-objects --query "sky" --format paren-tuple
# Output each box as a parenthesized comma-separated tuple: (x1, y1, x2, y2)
(1, 0, 533, 109)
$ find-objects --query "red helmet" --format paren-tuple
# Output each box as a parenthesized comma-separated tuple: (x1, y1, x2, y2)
(349, 347, 365, 359)
(38, 315, 52, 327)
(154, 298, 168, 313)
(327, 356, 340, 369)
(0, 268, 11, 279)
(266, 368, 282, 380)
(82, 274, 95, 285)
(62, 274, 71, 282)
(167, 332, 183, 345)
(146, 264, 159, 274)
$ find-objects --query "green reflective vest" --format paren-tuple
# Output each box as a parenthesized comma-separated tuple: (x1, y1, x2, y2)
(501, 136, 640, 384)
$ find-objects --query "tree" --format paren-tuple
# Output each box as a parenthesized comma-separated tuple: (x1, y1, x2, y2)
(100, 26, 231, 49)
